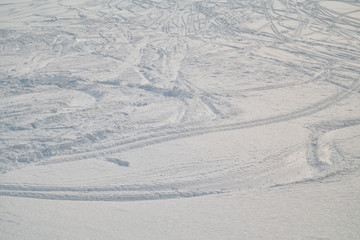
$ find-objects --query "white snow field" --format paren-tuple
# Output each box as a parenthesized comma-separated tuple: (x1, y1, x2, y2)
(1, 0, 360, 239)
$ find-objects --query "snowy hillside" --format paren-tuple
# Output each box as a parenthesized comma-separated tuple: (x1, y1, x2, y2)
(1, 0, 360, 239)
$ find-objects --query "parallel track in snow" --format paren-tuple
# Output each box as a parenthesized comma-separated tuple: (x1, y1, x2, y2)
(1, 0, 360, 201)
(39, 79, 360, 165)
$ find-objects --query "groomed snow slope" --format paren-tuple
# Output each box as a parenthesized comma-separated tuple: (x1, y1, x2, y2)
(0, 0, 360, 239)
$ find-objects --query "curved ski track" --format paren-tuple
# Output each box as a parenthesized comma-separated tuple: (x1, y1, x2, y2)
(35, 79, 360, 165)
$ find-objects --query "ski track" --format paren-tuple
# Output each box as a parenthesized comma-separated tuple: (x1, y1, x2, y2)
(1, 0, 360, 201)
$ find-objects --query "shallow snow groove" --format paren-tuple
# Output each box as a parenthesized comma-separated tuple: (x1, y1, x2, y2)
(1, 0, 360, 201)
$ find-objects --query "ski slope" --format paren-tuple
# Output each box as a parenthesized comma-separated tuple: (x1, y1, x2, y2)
(1, 0, 360, 239)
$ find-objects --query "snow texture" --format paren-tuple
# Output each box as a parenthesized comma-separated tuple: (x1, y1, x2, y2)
(0, 0, 360, 239)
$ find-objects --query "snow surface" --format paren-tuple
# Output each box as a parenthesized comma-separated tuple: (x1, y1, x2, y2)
(0, 0, 360, 239)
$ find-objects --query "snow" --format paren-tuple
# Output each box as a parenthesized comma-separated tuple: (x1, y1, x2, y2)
(1, 0, 360, 239)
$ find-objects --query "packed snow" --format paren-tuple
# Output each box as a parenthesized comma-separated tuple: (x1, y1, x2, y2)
(1, 0, 360, 239)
